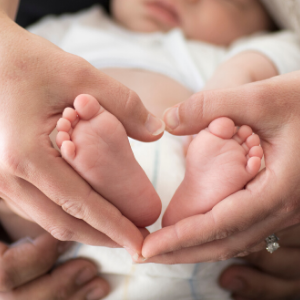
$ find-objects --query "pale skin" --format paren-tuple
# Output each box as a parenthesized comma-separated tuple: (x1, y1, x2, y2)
(2, 1, 295, 298)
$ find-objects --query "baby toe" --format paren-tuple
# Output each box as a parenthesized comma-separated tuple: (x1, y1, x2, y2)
(61, 140, 76, 160)
(62, 107, 78, 125)
(56, 131, 70, 149)
(233, 125, 253, 145)
(74, 94, 103, 121)
(248, 145, 263, 159)
(57, 118, 71, 133)
(208, 117, 236, 139)
(243, 134, 260, 152)
(246, 156, 261, 176)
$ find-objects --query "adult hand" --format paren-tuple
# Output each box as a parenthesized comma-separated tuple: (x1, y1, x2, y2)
(0, 233, 109, 300)
(0, 7, 164, 254)
(220, 224, 300, 300)
(141, 71, 300, 262)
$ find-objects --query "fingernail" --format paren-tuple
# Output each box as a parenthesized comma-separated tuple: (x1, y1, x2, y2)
(132, 253, 148, 263)
(145, 114, 165, 136)
(163, 107, 179, 131)
(223, 279, 245, 292)
(86, 287, 106, 300)
(57, 241, 74, 254)
(76, 268, 97, 286)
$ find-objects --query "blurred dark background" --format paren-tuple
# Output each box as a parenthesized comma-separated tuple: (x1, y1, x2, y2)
(16, 0, 110, 28)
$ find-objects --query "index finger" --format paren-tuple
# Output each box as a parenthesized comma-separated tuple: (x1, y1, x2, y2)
(3, 155, 144, 253)
(142, 169, 297, 261)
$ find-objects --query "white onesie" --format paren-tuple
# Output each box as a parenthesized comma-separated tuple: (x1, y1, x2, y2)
(29, 6, 300, 300)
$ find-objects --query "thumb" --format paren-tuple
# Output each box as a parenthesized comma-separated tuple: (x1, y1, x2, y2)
(62, 58, 165, 142)
(0, 233, 72, 291)
(163, 72, 300, 136)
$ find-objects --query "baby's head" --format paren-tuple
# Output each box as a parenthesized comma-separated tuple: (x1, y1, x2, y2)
(111, 0, 273, 46)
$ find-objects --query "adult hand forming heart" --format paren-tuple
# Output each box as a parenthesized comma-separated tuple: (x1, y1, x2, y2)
(141, 72, 300, 264)
(56, 94, 264, 262)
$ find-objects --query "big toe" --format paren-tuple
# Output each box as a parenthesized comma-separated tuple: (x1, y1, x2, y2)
(208, 117, 236, 139)
(74, 94, 103, 120)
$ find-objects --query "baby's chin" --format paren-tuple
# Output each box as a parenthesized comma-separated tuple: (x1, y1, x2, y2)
(114, 17, 175, 34)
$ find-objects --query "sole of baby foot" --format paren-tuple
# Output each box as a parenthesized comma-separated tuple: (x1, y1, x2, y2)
(56, 94, 161, 227)
(162, 117, 263, 227)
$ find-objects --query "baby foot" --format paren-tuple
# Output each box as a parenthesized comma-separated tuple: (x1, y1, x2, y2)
(162, 117, 263, 227)
(56, 94, 161, 227)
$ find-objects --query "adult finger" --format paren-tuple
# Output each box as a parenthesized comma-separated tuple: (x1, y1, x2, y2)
(219, 265, 300, 300)
(0, 233, 72, 292)
(0, 259, 109, 300)
(1, 176, 127, 248)
(244, 247, 300, 279)
(1, 133, 148, 253)
(141, 168, 295, 261)
(69, 277, 109, 300)
(276, 223, 300, 247)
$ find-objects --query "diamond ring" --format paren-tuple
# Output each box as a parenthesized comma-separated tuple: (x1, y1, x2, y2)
(265, 234, 280, 253)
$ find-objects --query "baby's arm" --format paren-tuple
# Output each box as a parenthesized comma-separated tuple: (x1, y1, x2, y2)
(204, 51, 278, 90)
(205, 30, 300, 90)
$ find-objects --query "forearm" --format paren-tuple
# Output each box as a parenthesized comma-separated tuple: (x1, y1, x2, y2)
(0, 0, 19, 20)
(204, 51, 278, 90)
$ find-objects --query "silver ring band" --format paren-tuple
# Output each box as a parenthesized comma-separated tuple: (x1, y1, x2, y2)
(265, 234, 280, 253)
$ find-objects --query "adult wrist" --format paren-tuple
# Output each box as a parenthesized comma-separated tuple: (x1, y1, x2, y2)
(0, 0, 19, 20)
(0, 9, 17, 34)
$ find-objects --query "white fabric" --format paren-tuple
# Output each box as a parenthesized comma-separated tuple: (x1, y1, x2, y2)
(225, 31, 300, 75)
(28, 6, 300, 299)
